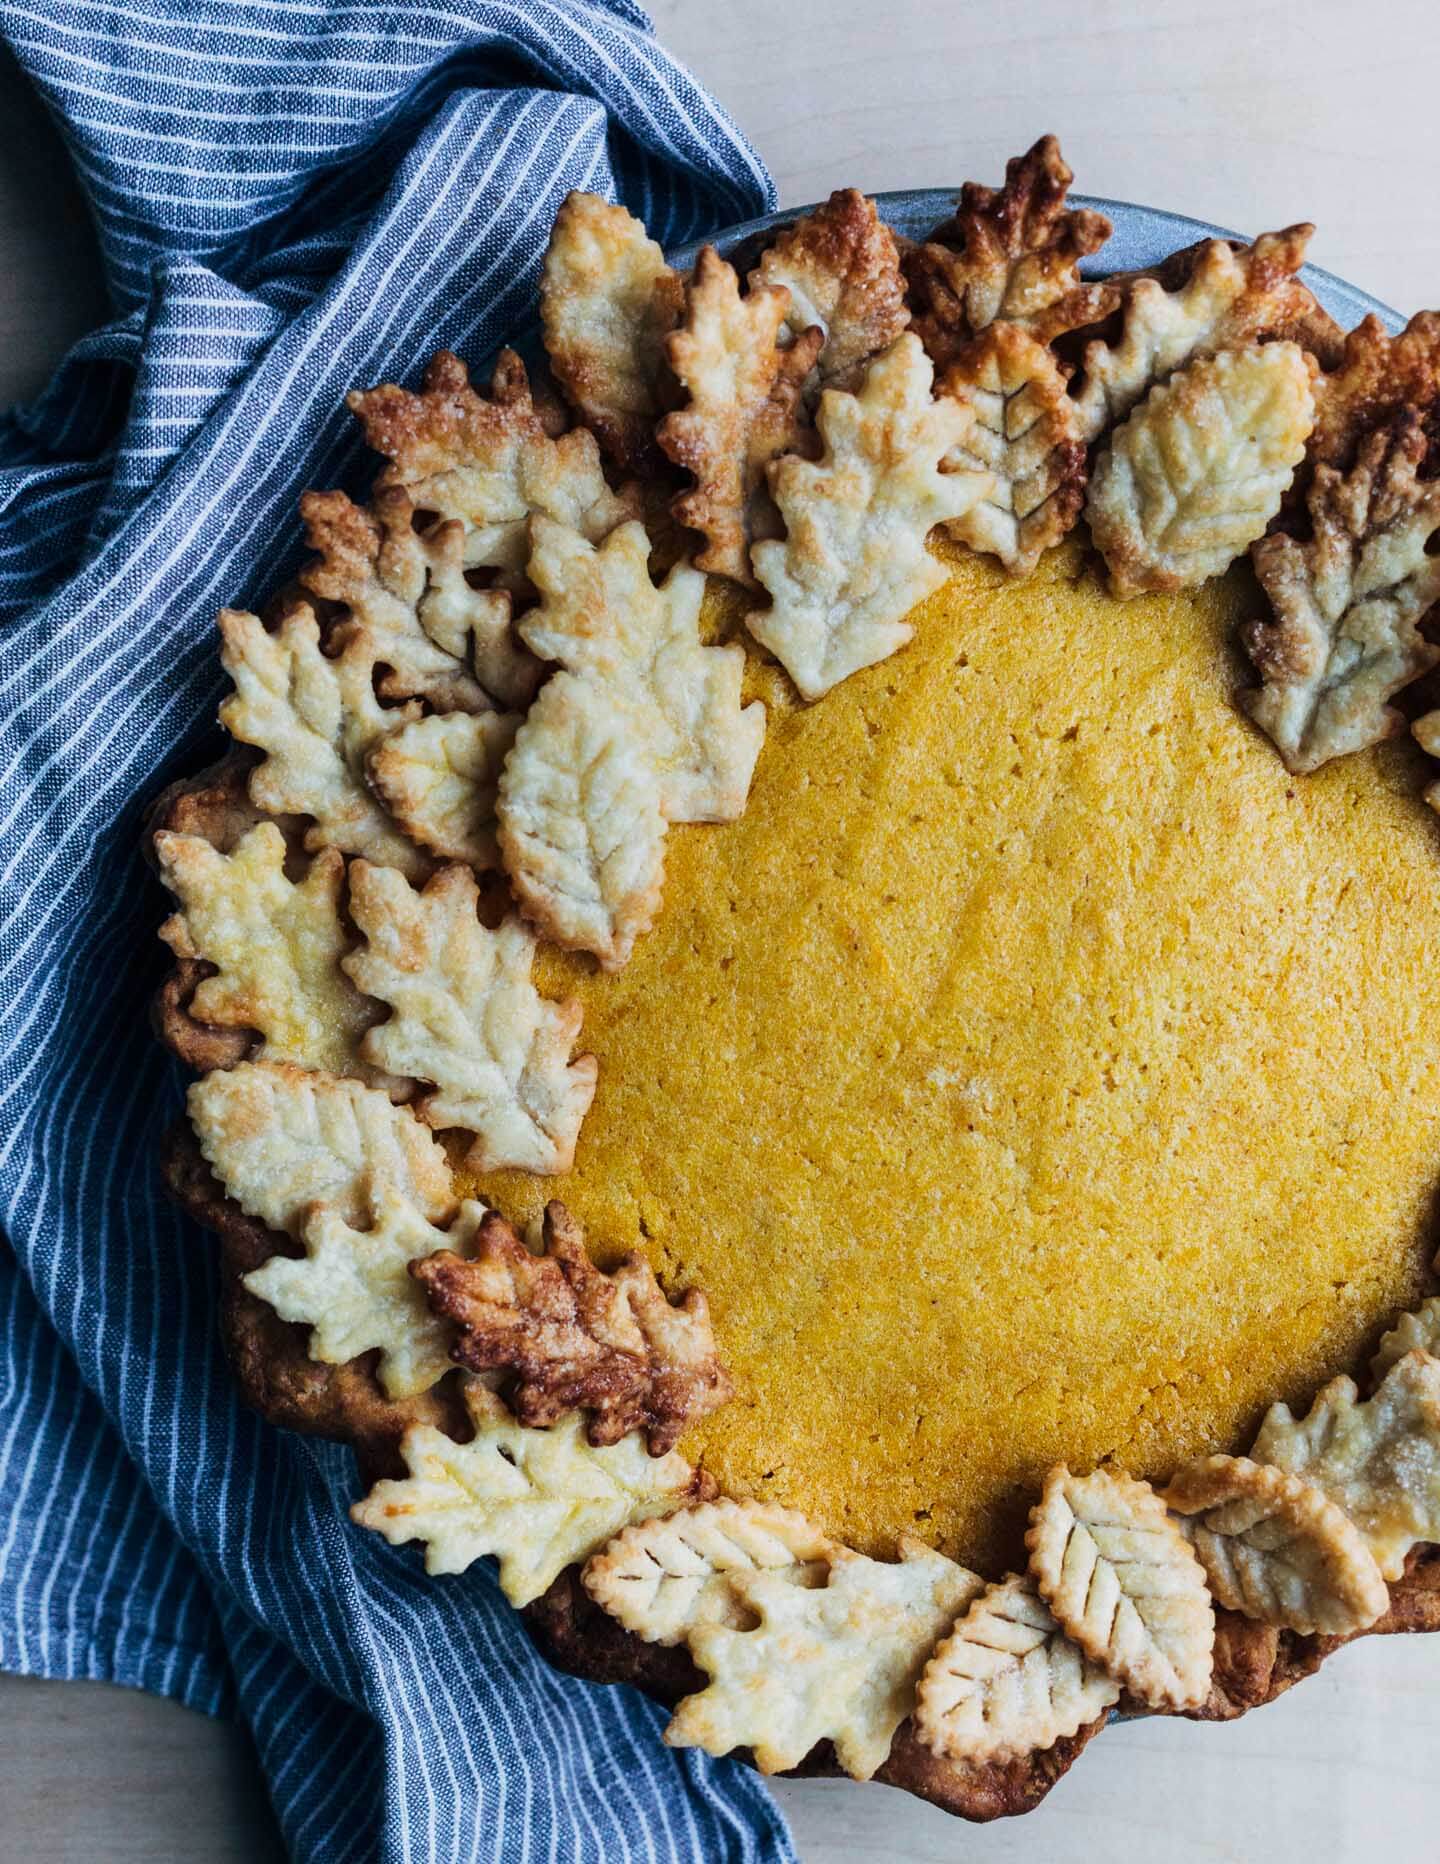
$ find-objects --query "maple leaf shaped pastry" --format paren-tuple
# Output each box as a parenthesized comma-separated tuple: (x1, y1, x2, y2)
(1163, 1454, 1388, 1635)
(748, 333, 993, 699)
(540, 191, 685, 471)
(1026, 1465, 1214, 1712)
(1243, 413, 1440, 773)
(913, 1572, 1119, 1766)
(412, 1200, 733, 1456)
(366, 709, 520, 870)
(1087, 344, 1315, 597)
(300, 487, 537, 714)
(1309, 310, 1440, 476)
(1373, 1299, 1440, 1383)
(342, 859, 597, 1174)
(1072, 225, 1332, 442)
(938, 322, 1087, 576)
(658, 245, 823, 585)
(496, 516, 766, 967)
(217, 604, 428, 878)
(666, 1538, 982, 1780)
(584, 1498, 833, 1644)
(350, 1382, 708, 1605)
(187, 1060, 453, 1236)
(245, 1182, 494, 1400)
(750, 188, 909, 392)
(347, 348, 638, 591)
(1251, 1348, 1440, 1581)
(154, 824, 383, 1081)
(903, 136, 1115, 368)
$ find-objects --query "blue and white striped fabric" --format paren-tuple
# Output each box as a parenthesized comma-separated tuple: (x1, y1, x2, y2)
(0, 6, 794, 1859)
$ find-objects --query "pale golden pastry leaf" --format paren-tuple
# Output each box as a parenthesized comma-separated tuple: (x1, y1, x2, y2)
(1164, 1454, 1388, 1634)
(350, 1386, 704, 1605)
(343, 860, 597, 1174)
(1074, 225, 1329, 442)
(299, 488, 511, 712)
(939, 322, 1086, 576)
(1243, 414, 1440, 772)
(1026, 1465, 1213, 1711)
(217, 604, 427, 877)
(913, 1572, 1119, 1766)
(1309, 310, 1440, 475)
(659, 245, 822, 585)
(155, 824, 378, 1080)
(413, 1201, 732, 1456)
(540, 191, 684, 470)
(749, 334, 993, 700)
(497, 517, 765, 966)
(751, 188, 909, 390)
(187, 1060, 452, 1235)
(366, 709, 520, 870)
(1087, 344, 1314, 597)
(1251, 1350, 1440, 1581)
(903, 136, 1113, 367)
(245, 1183, 489, 1399)
(1373, 1299, 1440, 1382)
(347, 347, 638, 599)
(666, 1538, 982, 1780)
(584, 1498, 832, 1645)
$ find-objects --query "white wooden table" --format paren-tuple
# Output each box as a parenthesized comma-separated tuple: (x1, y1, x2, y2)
(3, 2, 1438, 1857)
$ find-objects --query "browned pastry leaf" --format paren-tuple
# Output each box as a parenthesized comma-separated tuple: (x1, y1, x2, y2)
(658, 245, 823, 585)
(525, 1566, 1107, 1821)
(160, 1121, 466, 1470)
(904, 135, 1114, 367)
(750, 189, 909, 390)
(413, 1201, 732, 1455)
(1109, 235, 1344, 369)
(1310, 310, 1440, 476)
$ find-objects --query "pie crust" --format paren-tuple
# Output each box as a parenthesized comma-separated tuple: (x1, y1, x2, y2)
(146, 144, 1440, 1824)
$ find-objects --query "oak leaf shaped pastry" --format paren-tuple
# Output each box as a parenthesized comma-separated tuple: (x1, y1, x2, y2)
(154, 823, 385, 1083)
(342, 860, 597, 1175)
(1073, 225, 1334, 442)
(1309, 309, 1440, 476)
(584, 1498, 832, 1644)
(217, 605, 428, 878)
(1026, 1465, 1214, 1711)
(1243, 413, 1440, 772)
(496, 516, 765, 967)
(666, 1536, 982, 1780)
(658, 244, 821, 585)
(187, 1060, 453, 1235)
(298, 487, 514, 713)
(347, 347, 637, 610)
(1251, 1349, 1440, 1581)
(1373, 1299, 1440, 1382)
(913, 1572, 1119, 1766)
(939, 323, 1087, 576)
(749, 333, 993, 699)
(903, 135, 1114, 367)
(366, 709, 520, 870)
(245, 1182, 491, 1400)
(413, 1200, 732, 1456)
(1087, 344, 1314, 596)
(540, 191, 685, 471)
(750, 187, 909, 391)
(1163, 1454, 1388, 1635)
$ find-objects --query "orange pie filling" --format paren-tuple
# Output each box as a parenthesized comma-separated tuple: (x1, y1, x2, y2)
(456, 540, 1440, 1572)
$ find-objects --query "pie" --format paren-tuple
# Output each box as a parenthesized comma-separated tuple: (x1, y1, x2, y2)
(149, 136, 1440, 1824)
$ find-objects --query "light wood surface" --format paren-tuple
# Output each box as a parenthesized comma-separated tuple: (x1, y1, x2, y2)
(3, 3, 1438, 1859)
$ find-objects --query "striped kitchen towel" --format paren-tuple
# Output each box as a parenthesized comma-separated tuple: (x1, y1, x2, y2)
(0, 4, 792, 1859)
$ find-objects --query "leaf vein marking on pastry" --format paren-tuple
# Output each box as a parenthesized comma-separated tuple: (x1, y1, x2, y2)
(412, 1200, 733, 1455)
(1086, 343, 1315, 597)
(748, 332, 993, 700)
(1025, 1464, 1214, 1711)
(366, 709, 521, 870)
(350, 1382, 706, 1606)
(1163, 1453, 1389, 1634)
(913, 1571, 1119, 1767)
